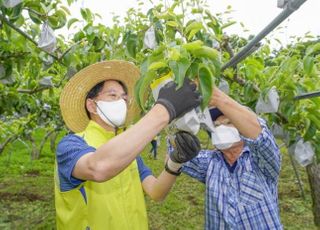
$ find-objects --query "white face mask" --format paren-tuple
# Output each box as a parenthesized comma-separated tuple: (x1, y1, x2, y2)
(211, 125, 241, 150)
(96, 99, 127, 128)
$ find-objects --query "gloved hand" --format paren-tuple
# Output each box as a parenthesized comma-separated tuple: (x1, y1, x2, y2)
(156, 78, 201, 123)
(165, 131, 201, 175)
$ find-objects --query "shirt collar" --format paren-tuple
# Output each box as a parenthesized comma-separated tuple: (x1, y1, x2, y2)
(86, 120, 124, 139)
(213, 145, 250, 161)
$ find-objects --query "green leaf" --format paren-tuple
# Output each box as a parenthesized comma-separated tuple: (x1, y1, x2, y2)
(190, 46, 219, 60)
(303, 56, 314, 75)
(67, 18, 79, 29)
(60, 6, 71, 15)
(198, 64, 213, 109)
(221, 21, 236, 29)
(304, 122, 317, 141)
(0, 63, 12, 80)
(140, 57, 151, 77)
(48, 10, 67, 29)
(307, 114, 320, 130)
(306, 43, 320, 56)
(185, 21, 203, 35)
(0, 65, 5, 79)
(93, 37, 105, 51)
(168, 48, 181, 61)
(207, 63, 216, 77)
(205, 11, 221, 35)
(39, 2, 48, 13)
(182, 40, 203, 52)
(148, 61, 167, 71)
(27, 7, 43, 24)
(187, 29, 200, 40)
(134, 77, 144, 110)
(139, 71, 157, 111)
(166, 21, 179, 27)
(85, 26, 94, 35)
(67, 0, 74, 5)
(135, 58, 152, 109)
(49, 88, 54, 97)
(80, 8, 92, 22)
(243, 81, 255, 102)
(80, 8, 88, 21)
(14, 15, 25, 27)
(125, 32, 139, 58)
(169, 57, 191, 88)
(186, 62, 199, 79)
(7, 2, 23, 22)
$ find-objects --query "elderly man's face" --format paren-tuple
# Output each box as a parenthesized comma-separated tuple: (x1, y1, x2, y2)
(96, 80, 128, 103)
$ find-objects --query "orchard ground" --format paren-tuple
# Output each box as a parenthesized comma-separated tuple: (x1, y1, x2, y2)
(0, 129, 317, 229)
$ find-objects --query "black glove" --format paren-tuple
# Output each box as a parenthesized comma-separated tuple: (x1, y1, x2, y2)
(165, 131, 201, 176)
(170, 131, 201, 163)
(156, 78, 201, 123)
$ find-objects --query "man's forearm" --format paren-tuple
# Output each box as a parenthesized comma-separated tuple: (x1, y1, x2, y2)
(142, 171, 177, 202)
(210, 87, 261, 139)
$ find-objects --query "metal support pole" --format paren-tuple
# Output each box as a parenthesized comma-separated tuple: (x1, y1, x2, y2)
(282, 142, 306, 200)
(294, 91, 320, 100)
(221, 0, 308, 71)
(288, 151, 306, 200)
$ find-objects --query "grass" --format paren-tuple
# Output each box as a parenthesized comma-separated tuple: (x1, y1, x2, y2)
(0, 129, 317, 229)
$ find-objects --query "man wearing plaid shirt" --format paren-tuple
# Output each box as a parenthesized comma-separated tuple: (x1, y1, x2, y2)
(168, 87, 282, 229)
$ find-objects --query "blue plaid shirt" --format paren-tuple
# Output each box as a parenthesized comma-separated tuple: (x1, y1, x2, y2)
(173, 118, 282, 229)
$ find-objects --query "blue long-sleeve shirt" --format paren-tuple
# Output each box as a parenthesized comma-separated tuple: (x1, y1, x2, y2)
(176, 118, 282, 229)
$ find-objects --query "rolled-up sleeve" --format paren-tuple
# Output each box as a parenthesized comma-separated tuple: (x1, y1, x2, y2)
(56, 134, 96, 191)
(167, 135, 210, 183)
(136, 156, 152, 182)
(241, 118, 281, 181)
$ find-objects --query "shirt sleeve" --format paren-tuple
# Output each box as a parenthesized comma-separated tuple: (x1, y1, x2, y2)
(181, 150, 211, 183)
(136, 156, 152, 182)
(241, 117, 281, 181)
(56, 134, 96, 192)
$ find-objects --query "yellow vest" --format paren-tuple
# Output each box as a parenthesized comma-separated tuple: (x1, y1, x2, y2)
(55, 121, 148, 229)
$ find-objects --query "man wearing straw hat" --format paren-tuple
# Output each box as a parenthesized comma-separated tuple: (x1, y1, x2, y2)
(55, 60, 201, 229)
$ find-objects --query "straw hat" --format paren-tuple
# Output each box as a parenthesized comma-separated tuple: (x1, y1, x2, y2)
(60, 60, 140, 133)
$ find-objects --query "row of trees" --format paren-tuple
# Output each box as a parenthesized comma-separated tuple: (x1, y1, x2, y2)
(0, 0, 319, 225)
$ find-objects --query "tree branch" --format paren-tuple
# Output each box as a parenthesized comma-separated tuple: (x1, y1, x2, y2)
(0, 13, 64, 64)
(58, 40, 82, 60)
(0, 51, 30, 59)
(0, 135, 18, 155)
(17, 86, 52, 94)
(24, 8, 46, 18)
(0, 13, 37, 45)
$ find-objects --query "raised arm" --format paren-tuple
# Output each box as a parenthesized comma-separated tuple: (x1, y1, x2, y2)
(210, 87, 280, 180)
(242, 118, 281, 181)
(73, 80, 201, 182)
(209, 86, 262, 139)
(142, 131, 201, 202)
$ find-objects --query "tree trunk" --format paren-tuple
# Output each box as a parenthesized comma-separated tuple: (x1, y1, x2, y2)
(0, 135, 18, 155)
(28, 136, 40, 160)
(306, 162, 320, 227)
(50, 132, 59, 153)
(39, 130, 55, 155)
